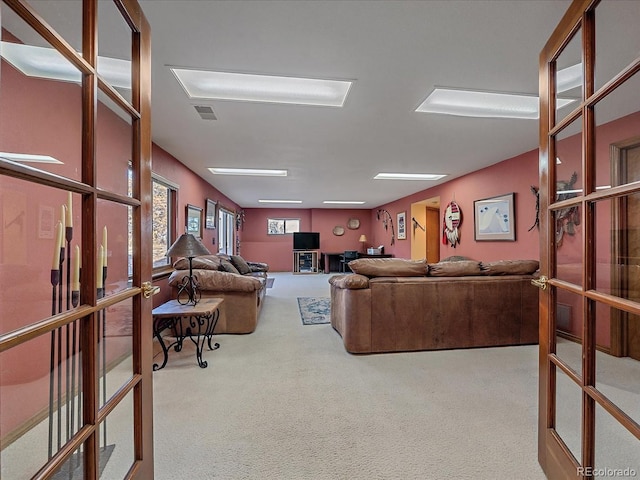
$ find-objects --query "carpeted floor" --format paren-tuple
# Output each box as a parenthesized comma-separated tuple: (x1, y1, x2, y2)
(297, 296, 330, 325)
(150, 272, 549, 479)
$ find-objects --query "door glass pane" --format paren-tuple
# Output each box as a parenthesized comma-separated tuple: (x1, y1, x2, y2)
(0, 329, 84, 478)
(556, 289, 583, 375)
(555, 28, 582, 126)
(100, 297, 133, 408)
(594, 404, 640, 477)
(594, 194, 640, 303)
(21, 1, 83, 53)
(595, 312, 640, 427)
(555, 367, 582, 463)
(97, 90, 133, 197)
(98, 389, 135, 479)
(594, 72, 640, 191)
(594, 0, 640, 93)
(0, 4, 82, 182)
(555, 208, 583, 287)
(0, 179, 83, 334)
(98, 199, 133, 298)
(98, 0, 133, 104)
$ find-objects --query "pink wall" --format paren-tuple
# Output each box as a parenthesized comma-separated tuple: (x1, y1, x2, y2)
(240, 208, 371, 271)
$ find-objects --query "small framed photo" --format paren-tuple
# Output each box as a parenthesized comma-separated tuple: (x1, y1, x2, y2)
(397, 211, 406, 240)
(186, 204, 203, 238)
(205, 198, 217, 229)
(474, 192, 516, 241)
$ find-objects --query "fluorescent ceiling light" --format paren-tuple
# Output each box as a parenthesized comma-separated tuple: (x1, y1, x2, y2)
(557, 64, 582, 93)
(322, 200, 366, 205)
(209, 167, 287, 177)
(415, 88, 575, 119)
(374, 173, 447, 181)
(258, 199, 302, 204)
(170, 68, 352, 107)
(0, 41, 131, 89)
(0, 151, 63, 164)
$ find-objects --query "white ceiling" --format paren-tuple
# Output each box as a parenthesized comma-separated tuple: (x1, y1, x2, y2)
(7, 0, 580, 208)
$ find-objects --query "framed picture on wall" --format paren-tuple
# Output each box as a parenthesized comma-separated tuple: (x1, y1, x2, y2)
(186, 204, 203, 238)
(397, 211, 406, 240)
(473, 192, 516, 241)
(205, 198, 217, 229)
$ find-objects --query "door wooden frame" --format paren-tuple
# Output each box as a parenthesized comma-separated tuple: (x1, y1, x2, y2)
(538, 1, 640, 478)
(0, 0, 154, 478)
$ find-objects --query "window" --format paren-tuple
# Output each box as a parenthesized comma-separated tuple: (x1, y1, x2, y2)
(267, 218, 300, 234)
(128, 169, 178, 274)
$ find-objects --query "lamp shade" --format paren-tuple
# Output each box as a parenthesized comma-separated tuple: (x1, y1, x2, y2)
(166, 233, 211, 259)
(359, 234, 367, 243)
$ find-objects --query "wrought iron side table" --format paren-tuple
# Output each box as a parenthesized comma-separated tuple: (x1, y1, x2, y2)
(152, 298, 223, 370)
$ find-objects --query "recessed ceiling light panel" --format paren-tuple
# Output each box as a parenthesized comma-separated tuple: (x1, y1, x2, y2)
(374, 173, 447, 181)
(322, 200, 366, 205)
(416, 88, 575, 119)
(209, 168, 287, 177)
(0, 151, 63, 164)
(1, 41, 131, 89)
(258, 199, 302, 204)
(170, 68, 352, 107)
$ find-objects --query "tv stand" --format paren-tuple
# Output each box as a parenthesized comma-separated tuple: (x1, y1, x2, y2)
(293, 250, 319, 274)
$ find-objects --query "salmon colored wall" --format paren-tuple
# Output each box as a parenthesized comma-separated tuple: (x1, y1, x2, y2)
(240, 208, 371, 271)
(373, 148, 541, 262)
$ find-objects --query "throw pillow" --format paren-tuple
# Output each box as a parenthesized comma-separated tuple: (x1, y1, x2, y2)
(348, 258, 427, 277)
(480, 259, 540, 275)
(219, 259, 240, 274)
(230, 255, 252, 275)
(428, 260, 482, 276)
(173, 255, 222, 271)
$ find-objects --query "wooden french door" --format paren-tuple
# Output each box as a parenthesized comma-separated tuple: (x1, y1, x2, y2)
(0, 0, 154, 478)
(538, 0, 640, 478)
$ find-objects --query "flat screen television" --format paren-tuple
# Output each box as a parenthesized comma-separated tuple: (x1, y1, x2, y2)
(293, 232, 320, 250)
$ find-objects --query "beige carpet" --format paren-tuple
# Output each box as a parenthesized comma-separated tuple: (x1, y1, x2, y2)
(152, 272, 546, 480)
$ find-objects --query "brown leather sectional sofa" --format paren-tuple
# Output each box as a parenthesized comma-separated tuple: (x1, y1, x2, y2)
(168, 254, 268, 334)
(329, 258, 539, 354)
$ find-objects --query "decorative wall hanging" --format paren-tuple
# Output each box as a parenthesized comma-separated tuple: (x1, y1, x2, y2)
(332, 225, 345, 236)
(376, 209, 395, 245)
(528, 186, 540, 231)
(442, 199, 462, 247)
(555, 172, 580, 246)
(473, 193, 515, 241)
(347, 218, 360, 230)
(397, 212, 406, 240)
(205, 198, 217, 229)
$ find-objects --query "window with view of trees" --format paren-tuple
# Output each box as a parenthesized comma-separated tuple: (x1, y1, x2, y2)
(128, 169, 177, 275)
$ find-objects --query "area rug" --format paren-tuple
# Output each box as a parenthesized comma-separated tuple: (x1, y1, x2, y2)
(297, 297, 331, 325)
(266, 277, 275, 288)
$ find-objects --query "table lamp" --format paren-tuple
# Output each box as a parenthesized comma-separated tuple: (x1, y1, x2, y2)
(359, 234, 367, 253)
(167, 233, 211, 305)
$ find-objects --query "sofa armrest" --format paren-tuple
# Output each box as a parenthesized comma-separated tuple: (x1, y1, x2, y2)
(328, 274, 370, 289)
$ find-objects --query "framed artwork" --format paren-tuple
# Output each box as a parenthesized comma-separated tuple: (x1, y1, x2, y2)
(205, 198, 217, 229)
(473, 192, 516, 241)
(267, 218, 300, 235)
(186, 204, 203, 238)
(397, 211, 406, 240)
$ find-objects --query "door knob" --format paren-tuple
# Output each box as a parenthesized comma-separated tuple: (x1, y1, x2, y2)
(142, 281, 160, 298)
(531, 275, 548, 291)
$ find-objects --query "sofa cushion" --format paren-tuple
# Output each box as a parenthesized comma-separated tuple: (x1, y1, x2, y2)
(219, 259, 240, 274)
(480, 259, 540, 275)
(247, 261, 269, 273)
(348, 258, 427, 277)
(328, 274, 370, 289)
(230, 255, 252, 275)
(169, 269, 262, 292)
(173, 255, 222, 271)
(428, 260, 482, 276)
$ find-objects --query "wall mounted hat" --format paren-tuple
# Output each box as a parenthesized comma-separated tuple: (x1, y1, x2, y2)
(333, 225, 345, 236)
